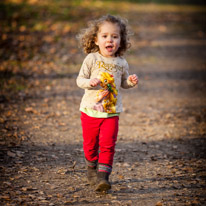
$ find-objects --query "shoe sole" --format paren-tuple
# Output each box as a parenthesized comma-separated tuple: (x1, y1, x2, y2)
(95, 181, 111, 192)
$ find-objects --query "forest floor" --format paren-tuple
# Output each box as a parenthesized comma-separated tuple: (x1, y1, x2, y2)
(0, 1, 206, 205)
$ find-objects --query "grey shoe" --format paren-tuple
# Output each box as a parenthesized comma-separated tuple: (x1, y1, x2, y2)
(85, 159, 98, 186)
(87, 166, 97, 186)
(95, 172, 111, 192)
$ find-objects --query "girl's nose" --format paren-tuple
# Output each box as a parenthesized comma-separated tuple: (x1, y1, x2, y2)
(107, 36, 113, 42)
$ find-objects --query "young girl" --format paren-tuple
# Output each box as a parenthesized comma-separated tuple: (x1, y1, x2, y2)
(76, 14, 138, 192)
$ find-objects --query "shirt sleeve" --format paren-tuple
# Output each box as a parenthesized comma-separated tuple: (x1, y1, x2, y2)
(121, 60, 136, 89)
(76, 54, 94, 89)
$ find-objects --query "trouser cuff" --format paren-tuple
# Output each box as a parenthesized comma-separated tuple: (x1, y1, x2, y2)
(98, 164, 112, 174)
(85, 158, 98, 168)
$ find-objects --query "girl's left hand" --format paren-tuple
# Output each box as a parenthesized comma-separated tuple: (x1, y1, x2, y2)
(128, 74, 139, 85)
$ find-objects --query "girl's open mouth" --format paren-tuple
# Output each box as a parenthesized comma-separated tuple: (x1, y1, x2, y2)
(106, 46, 113, 52)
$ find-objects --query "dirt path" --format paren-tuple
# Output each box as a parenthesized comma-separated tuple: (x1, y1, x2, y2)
(1, 2, 206, 206)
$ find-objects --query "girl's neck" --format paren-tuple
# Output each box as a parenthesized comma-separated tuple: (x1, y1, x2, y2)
(98, 51, 118, 58)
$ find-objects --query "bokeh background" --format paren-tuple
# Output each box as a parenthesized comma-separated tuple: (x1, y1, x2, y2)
(0, 0, 205, 96)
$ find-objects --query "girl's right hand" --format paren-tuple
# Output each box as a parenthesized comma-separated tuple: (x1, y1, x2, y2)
(90, 78, 101, 87)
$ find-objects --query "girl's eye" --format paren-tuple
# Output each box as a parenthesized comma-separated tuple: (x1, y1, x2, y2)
(102, 35, 107, 38)
(113, 36, 119, 39)
(104, 79, 107, 83)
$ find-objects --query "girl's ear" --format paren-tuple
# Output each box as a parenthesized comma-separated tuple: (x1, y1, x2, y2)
(95, 39, 99, 46)
(94, 36, 99, 46)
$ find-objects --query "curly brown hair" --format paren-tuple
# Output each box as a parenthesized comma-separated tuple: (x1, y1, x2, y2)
(78, 14, 131, 56)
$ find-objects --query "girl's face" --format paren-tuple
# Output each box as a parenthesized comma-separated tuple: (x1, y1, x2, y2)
(95, 22, 121, 58)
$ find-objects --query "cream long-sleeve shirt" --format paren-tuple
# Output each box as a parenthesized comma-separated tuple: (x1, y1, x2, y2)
(76, 52, 135, 113)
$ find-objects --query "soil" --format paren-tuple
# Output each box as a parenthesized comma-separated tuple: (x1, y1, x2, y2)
(0, 4, 206, 206)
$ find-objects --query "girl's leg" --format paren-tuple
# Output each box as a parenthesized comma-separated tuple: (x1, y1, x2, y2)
(81, 112, 102, 185)
(80, 112, 101, 162)
(98, 116, 119, 166)
(96, 116, 119, 191)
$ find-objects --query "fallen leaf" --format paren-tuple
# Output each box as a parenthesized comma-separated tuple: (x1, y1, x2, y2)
(0, 195, 10, 200)
(25, 107, 38, 114)
(156, 201, 163, 206)
(7, 151, 16, 157)
(118, 175, 124, 179)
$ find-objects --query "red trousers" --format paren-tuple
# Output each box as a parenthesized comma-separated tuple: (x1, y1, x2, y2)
(80, 112, 119, 166)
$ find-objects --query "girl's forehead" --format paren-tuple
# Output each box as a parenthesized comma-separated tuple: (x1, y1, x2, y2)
(98, 22, 120, 33)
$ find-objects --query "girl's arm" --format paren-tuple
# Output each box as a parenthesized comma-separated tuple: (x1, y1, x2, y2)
(76, 54, 95, 89)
